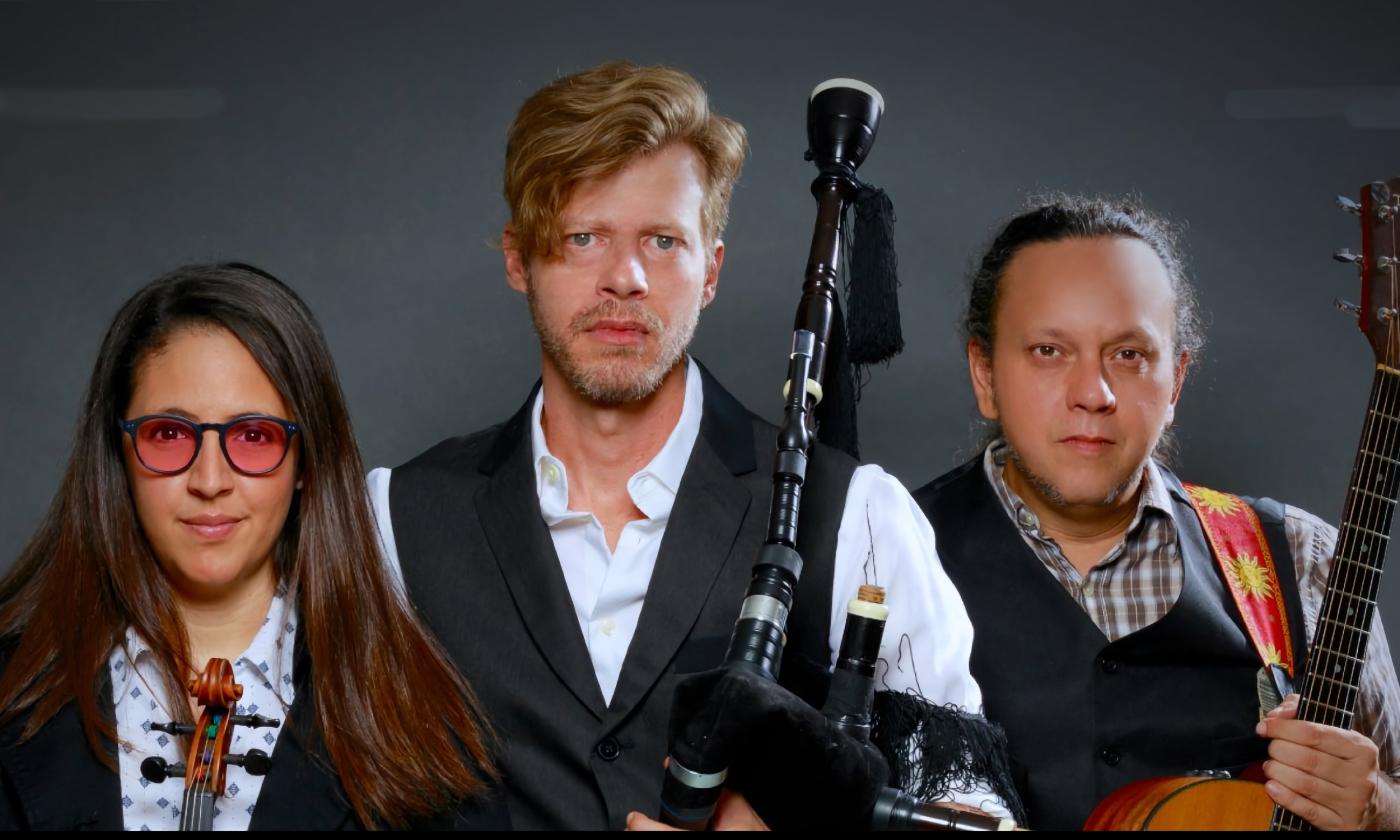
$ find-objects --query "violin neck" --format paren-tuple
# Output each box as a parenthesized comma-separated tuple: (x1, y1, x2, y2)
(180, 787, 217, 831)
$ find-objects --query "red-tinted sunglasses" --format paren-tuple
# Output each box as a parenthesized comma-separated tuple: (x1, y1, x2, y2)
(120, 414, 300, 476)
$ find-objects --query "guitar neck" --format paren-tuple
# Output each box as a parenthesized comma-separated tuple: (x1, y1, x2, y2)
(1295, 365, 1400, 728)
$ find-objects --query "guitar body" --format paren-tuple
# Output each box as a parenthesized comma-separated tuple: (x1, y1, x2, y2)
(1084, 777, 1273, 831)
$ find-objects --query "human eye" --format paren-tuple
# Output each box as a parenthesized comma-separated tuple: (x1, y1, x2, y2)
(1031, 344, 1059, 358)
(229, 419, 283, 447)
(652, 234, 677, 251)
(566, 232, 594, 248)
(140, 418, 194, 445)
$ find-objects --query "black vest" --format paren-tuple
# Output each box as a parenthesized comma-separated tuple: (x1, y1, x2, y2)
(388, 365, 858, 830)
(913, 456, 1307, 830)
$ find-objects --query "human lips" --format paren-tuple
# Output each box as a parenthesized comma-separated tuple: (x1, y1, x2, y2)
(181, 514, 243, 540)
(1060, 435, 1115, 455)
(585, 319, 651, 346)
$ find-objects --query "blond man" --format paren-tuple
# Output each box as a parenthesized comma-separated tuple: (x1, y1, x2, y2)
(368, 62, 995, 829)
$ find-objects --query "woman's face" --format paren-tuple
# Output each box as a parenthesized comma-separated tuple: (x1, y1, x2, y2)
(123, 326, 299, 603)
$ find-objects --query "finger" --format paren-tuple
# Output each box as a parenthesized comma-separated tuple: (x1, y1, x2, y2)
(1264, 778, 1349, 831)
(1266, 739, 1359, 784)
(1266, 694, 1300, 720)
(712, 790, 769, 831)
(1258, 719, 1375, 761)
(626, 811, 682, 832)
(1262, 756, 1353, 807)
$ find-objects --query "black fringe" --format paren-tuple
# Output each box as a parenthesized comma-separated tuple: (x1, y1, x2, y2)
(871, 690, 1028, 825)
(845, 186, 903, 366)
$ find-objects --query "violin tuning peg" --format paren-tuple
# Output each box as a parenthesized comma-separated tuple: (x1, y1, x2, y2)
(140, 756, 186, 783)
(1335, 298, 1363, 316)
(224, 748, 272, 776)
(1334, 248, 1362, 264)
(229, 713, 281, 729)
(150, 721, 197, 736)
(1337, 195, 1362, 215)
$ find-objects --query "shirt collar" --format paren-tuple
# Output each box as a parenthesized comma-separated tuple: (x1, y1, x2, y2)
(983, 438, 1177, 540)
(530, 356, 704, 524)
(109, 592, 298, 710)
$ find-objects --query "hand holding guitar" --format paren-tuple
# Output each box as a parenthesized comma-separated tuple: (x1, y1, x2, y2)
(1258, 694, 1400, 829)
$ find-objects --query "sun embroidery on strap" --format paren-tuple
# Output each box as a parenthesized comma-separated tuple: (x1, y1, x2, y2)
(1259, 643, 1285, 669)
(1186, 485, 1244, 516)
(1227, 553, 1274, 600)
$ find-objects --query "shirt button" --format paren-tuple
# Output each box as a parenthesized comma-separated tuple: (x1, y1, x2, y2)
(595, 736, 622, 761)
(1101, 747, 1121, 767)
(1082, 582, 1096, 596)
(1097, 656, 1120, 674)
(600, 618, 618, 637)
(545, 464, 560, 483)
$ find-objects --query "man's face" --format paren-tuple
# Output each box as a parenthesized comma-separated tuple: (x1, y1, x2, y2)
(505, 143, 723, 404)
(969, 236, 1187, 509)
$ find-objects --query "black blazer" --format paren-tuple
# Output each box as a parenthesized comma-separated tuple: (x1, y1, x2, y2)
(0, 662, 509, 831)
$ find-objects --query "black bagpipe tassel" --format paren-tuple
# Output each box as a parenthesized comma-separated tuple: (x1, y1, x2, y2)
(846, 185, 902, 366)
(816, 184, 902, 462)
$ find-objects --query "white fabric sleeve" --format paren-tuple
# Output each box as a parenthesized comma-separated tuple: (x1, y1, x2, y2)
(366, 466, 407, 597)
(831, 464, 1010, 819)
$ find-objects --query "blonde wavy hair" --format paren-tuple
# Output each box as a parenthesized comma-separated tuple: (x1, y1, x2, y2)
(504, 61, 749, 261)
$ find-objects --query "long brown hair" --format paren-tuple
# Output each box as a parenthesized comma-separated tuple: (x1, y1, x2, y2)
(0, 263, 495, 827)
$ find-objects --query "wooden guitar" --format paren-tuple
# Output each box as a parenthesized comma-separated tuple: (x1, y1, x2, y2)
(1085, 177, 1400, 830)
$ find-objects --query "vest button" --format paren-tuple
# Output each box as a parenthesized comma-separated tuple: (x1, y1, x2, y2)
(595, 736, 622, 762)
(1098, 656, 1120, 674)
(1101, 747, 1121, 767)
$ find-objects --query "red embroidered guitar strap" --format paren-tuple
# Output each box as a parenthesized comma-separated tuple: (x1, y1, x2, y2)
(1183, 484, 1296, 678)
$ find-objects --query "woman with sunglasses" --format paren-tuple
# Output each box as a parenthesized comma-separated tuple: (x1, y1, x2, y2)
(0, 264, 506, 830)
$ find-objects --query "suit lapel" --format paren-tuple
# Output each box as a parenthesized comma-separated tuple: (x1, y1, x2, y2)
(246, 670, 356, 831)
(604, 364, 758, 723)
(604, 437, 752, 723)
(475, 388, 609, 719)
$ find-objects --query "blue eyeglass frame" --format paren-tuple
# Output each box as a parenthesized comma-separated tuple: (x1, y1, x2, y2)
(119, 414, 301, 476)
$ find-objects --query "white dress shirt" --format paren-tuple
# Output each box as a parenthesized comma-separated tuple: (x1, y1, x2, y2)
(110, 594, 296, 831)
(367, 358, 1000, 812)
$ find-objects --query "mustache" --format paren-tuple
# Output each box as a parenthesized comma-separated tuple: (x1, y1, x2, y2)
(570, 299, 664, 335)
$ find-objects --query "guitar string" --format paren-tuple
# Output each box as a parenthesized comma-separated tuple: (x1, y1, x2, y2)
(1275, 189, 1396, 831)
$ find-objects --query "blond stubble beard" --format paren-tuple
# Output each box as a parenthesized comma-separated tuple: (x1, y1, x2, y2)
(527, 284, 702, 405)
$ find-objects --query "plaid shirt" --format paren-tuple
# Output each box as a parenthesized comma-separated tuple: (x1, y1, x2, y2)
(983, 440, 1400, 776)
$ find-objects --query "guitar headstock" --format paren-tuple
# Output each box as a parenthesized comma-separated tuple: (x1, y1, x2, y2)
(1337, 178, 1400, 366)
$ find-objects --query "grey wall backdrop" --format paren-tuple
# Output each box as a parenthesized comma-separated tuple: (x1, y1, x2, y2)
(3, 2, 1400, 661)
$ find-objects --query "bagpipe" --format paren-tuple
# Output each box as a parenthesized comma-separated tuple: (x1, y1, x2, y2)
(657, 79, 1025, 832)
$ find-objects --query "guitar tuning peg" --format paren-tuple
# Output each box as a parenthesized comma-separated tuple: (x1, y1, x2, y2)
(1337, 196, 1362, 215)
(1335, 298, 1363, 316)
(1334, 248, 1362, 264)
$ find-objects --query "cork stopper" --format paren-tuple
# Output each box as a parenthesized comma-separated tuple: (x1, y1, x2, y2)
(857, 584, 886, 605)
